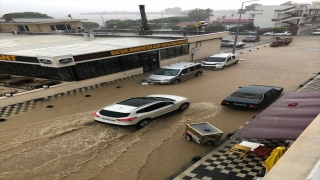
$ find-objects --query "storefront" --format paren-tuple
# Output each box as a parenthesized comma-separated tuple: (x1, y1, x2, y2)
(0, 39, 189, 81)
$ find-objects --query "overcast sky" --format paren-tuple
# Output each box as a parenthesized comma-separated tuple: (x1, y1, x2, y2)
(1, 0, 312, 18)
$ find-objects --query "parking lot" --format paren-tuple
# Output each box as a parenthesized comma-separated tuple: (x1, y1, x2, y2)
(0, 36, 319, 180)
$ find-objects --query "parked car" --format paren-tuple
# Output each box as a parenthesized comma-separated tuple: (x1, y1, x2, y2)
(230, 30, 258, 35)
(145, 62, 203, 84)
(242, 35, 260, 42)
(201, 53, 239, 69)
(221, 39, 246, 47)
(311, 29, 320, 35)
(94, 94, 190, 127)
(221, 85, 283, 109)
(263, 31, 292, 36)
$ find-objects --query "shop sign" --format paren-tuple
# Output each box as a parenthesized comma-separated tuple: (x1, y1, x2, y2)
(110, 39, 188, 56)
(58, 58, 73, 64)
(39, 59, 53, 64)
(0, 54, 16, 61)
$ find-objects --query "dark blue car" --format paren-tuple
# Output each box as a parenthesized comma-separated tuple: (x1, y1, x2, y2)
(221, 85, 283, 109)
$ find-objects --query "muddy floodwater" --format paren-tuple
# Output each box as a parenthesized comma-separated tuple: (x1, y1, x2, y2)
(0, 36, 319, 180)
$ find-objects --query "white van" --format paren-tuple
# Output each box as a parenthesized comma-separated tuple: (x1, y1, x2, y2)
(201, 53, 239, 69)
(312, 29, 320, 35)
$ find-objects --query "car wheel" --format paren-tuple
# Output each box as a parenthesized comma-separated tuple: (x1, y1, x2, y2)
(282, 35, 285, 36)
(171, 79, 180, 84)
(222, 65, 226, 69)
(137, 119, 150, 128)
(195, 72, 202, 77)
(266, 34, 269, 36)
(234, 60, 238, 64)
(208, 141, 215, 146)
(179, 102, 189, 111)
(183, 133, 192, 141)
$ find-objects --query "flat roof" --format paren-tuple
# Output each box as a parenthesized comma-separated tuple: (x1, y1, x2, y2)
(0, 33, 182, 57)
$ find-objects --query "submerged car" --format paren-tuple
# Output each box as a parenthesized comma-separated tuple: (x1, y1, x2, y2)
(242, 35, 260, 42)
(221, 39, 246, 47)
(145, 62, 203, 84)
(202, 53, 239, 69)
(221, 85, 283, 109)
(94, 94, 189, 127)
(263, 31, 292, 36)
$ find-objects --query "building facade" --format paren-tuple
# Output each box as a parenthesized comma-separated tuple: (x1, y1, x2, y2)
(0, 18, 84, 33)
(0, 32, 227, 82)
(254, 4, 320, 34)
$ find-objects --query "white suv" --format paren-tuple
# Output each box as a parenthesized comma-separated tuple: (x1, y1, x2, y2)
(312, 29, 320, 35)
(202, 53, 239, 69)
(94, 94, 189, 127)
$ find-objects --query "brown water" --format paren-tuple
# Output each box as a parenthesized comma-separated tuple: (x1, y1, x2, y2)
(0, 36, 319, 180)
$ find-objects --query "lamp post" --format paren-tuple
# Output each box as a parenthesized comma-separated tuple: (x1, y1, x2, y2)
(161, 10, 164, 29)
(100, 11, 105, 27)
(232, 0, 259, 54)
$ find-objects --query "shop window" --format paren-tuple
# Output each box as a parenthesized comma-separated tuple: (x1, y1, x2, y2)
(74, 64, 86, 80)
(25, 64, 37, 77)
(24, 26, 29, 31)
(0, 62, 17, 74)
(120, 54, 141, 71)
(56, 67, 73, 81)
(102, 57, 121, 75)
(50, 25, 55, 31)
(167, 47, 175, 58)
(174, 46, 182, 55)
(160, 49, 168, 60)
(95, 60, 107, 76)
(17, 25, 25, 31)
(55, 24, 67, 30)
(182, 44, 189, 54)
(66, 24, 71, 30)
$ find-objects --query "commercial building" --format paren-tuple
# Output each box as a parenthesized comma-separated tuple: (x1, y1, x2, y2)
(0, 32, 227, 82)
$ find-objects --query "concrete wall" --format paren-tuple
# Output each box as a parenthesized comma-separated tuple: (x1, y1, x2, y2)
(254, 5, 293, 28)
(0, 24, 18, 31)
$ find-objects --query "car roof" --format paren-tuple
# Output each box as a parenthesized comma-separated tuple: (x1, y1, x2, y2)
(245, 36, 256, 38)
(117, 97, 158, 107)
(236, 85, 278, 94)
(161, 62, 199, 69)
(209, 53, 236, 57)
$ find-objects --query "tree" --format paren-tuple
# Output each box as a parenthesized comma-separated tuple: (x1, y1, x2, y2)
(243, 22, 254, 30)
(245, 3, 262, 11)
(228, 26, 244, 33)
(206, 24, 225, 32)
(1, 12, 53, 19)
(188, 8, 213, 21)
(82, 22, 99, 28)
(270, 27, 287, 33)
(105, 19, 130, 29)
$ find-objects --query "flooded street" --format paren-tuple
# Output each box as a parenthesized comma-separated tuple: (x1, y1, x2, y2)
(0, 36, 319, 180)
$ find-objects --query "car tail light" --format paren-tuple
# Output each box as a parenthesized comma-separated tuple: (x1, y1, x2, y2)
(221, 101, 230, 105)
(117, 116, 137, 122)
(249, 105, 258, 108)
(94, 112, 100, 117)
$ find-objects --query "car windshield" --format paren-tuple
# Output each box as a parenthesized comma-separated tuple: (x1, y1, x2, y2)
(230, 92, 263, 100)
(205, 57, 226, 62)
(99, 109, 130, 117)
(153, 68, 180, 76)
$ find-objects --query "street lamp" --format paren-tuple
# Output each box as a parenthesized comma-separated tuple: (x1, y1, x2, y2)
(232, 0, 259, 54)
(100, 11, 105, 27)
(161, 10, 164, 29)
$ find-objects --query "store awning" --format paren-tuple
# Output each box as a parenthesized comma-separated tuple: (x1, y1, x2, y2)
(232, 92, 320, 140)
